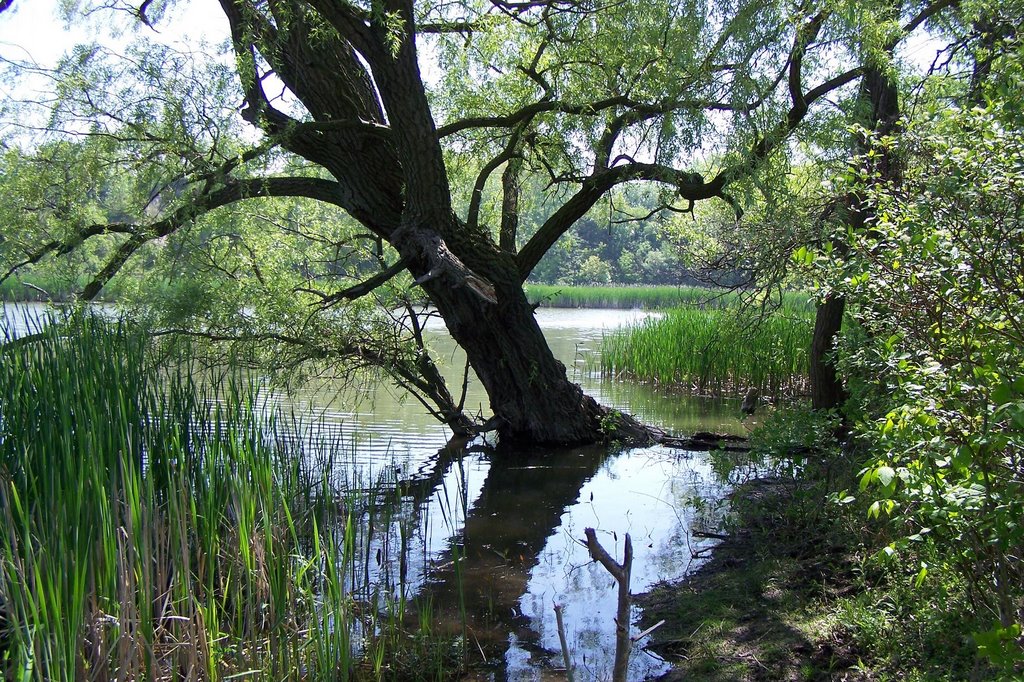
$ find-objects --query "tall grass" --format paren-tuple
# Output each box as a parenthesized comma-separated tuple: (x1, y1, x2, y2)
(600, 307, 812, 397)
(526, 283, 812, 312)
(0, 316, 460, 680)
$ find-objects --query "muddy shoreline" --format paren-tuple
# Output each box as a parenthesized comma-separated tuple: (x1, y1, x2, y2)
(637, 476, 864, 681)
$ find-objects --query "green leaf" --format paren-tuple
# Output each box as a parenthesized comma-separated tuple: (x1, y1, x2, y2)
(992, 382, 1014, 405)
(914, 563, 928, 588)
(859, 467, 875, 491)
(974, 622, 1024, 669)
(881, 417, 895, 435)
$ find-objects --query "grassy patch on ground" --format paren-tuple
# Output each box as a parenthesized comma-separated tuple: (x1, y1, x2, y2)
(638, 411, 993, 682)
(639, 476, 861, 682)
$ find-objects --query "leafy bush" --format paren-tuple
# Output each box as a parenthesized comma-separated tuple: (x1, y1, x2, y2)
(821, 102, 1024, 669)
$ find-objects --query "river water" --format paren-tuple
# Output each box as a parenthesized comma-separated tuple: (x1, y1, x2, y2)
(2, 302, 749, 680)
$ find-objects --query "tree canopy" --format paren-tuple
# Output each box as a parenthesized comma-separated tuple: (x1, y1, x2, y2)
(0, 0, 961, 445)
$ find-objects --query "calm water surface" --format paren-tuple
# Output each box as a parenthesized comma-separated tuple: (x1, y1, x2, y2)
(2, 301, 750, 680)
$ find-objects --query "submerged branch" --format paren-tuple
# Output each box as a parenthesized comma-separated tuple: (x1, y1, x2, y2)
(655, 430, 751, 453)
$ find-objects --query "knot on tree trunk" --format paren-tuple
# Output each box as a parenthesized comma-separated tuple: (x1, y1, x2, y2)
(397, 223, 497, 304)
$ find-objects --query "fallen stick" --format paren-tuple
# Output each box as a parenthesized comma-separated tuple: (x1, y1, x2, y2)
(632, 619, 666, 642)
(692, 530, 730, 540)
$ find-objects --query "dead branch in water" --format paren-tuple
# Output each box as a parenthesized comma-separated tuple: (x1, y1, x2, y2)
(584, 527, 633, 682)
(553, 602, 574, 681)
(656, 430, 751, 452)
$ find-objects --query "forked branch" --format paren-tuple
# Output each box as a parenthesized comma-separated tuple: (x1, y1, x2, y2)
(584, 528, 633, 682)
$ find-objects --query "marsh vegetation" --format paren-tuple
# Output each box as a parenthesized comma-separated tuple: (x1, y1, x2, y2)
(0, 317, 475, 680)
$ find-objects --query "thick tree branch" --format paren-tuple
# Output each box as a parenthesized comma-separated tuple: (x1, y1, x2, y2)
(286, 118, 392, 138)
(81, 235, 146, 299)
(709, 65, 864, 193)
(2, 176, 350, 299)
(437, 95, 735, 138)
(516, 163, 716, 279)
(418, 19, 483, 34)
(1, 223, 137, 285)
(708, 11, 835, 192)
(219, 0, 297, 134)
(467, 127, 525, 232)
(152, 324, 475, 434)
(707, 0, 958, 194)
(893, 0, 960, 50)
(596, 110, 652, 170)
(500, 152, 523, 253)
(304, 0, 381, 65)
(788, 12, 828, 115)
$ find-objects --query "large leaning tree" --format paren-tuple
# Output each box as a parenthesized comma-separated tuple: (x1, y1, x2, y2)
(0, 0, 953, 446)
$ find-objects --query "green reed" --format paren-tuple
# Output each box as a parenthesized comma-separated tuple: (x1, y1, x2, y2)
(0, 315, 461, 680)
(526, 283, 812, 313)
(600, 306, 813, 397)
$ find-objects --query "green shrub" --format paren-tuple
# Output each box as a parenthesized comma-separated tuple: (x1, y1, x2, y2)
(819, 103, 1024, 671)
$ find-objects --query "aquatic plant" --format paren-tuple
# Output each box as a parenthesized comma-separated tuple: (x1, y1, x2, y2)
(600, 306, 812, 397)
(0, 316, 460, 680)
(526, 283, 812, 313)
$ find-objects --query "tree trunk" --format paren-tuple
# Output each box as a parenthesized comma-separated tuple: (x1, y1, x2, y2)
(350, 4, 640, 446)
(218, 0, 650, 447)
(419, 239, 639, 445)
(810, 57, 902, 411)
(809, 293, 846, 410)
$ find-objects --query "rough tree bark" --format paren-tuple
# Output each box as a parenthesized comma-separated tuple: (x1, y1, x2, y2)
(212, 0, 645, 445)
(810, 293, 847, 410)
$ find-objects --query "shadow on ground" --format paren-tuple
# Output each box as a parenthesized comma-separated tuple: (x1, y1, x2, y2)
(637, 477, 865, 682)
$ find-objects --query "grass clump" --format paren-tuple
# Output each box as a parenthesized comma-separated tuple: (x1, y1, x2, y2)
(600, 306, 812, 398)
(0, 315, 461, 680)
(526, 283, 813, 311)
